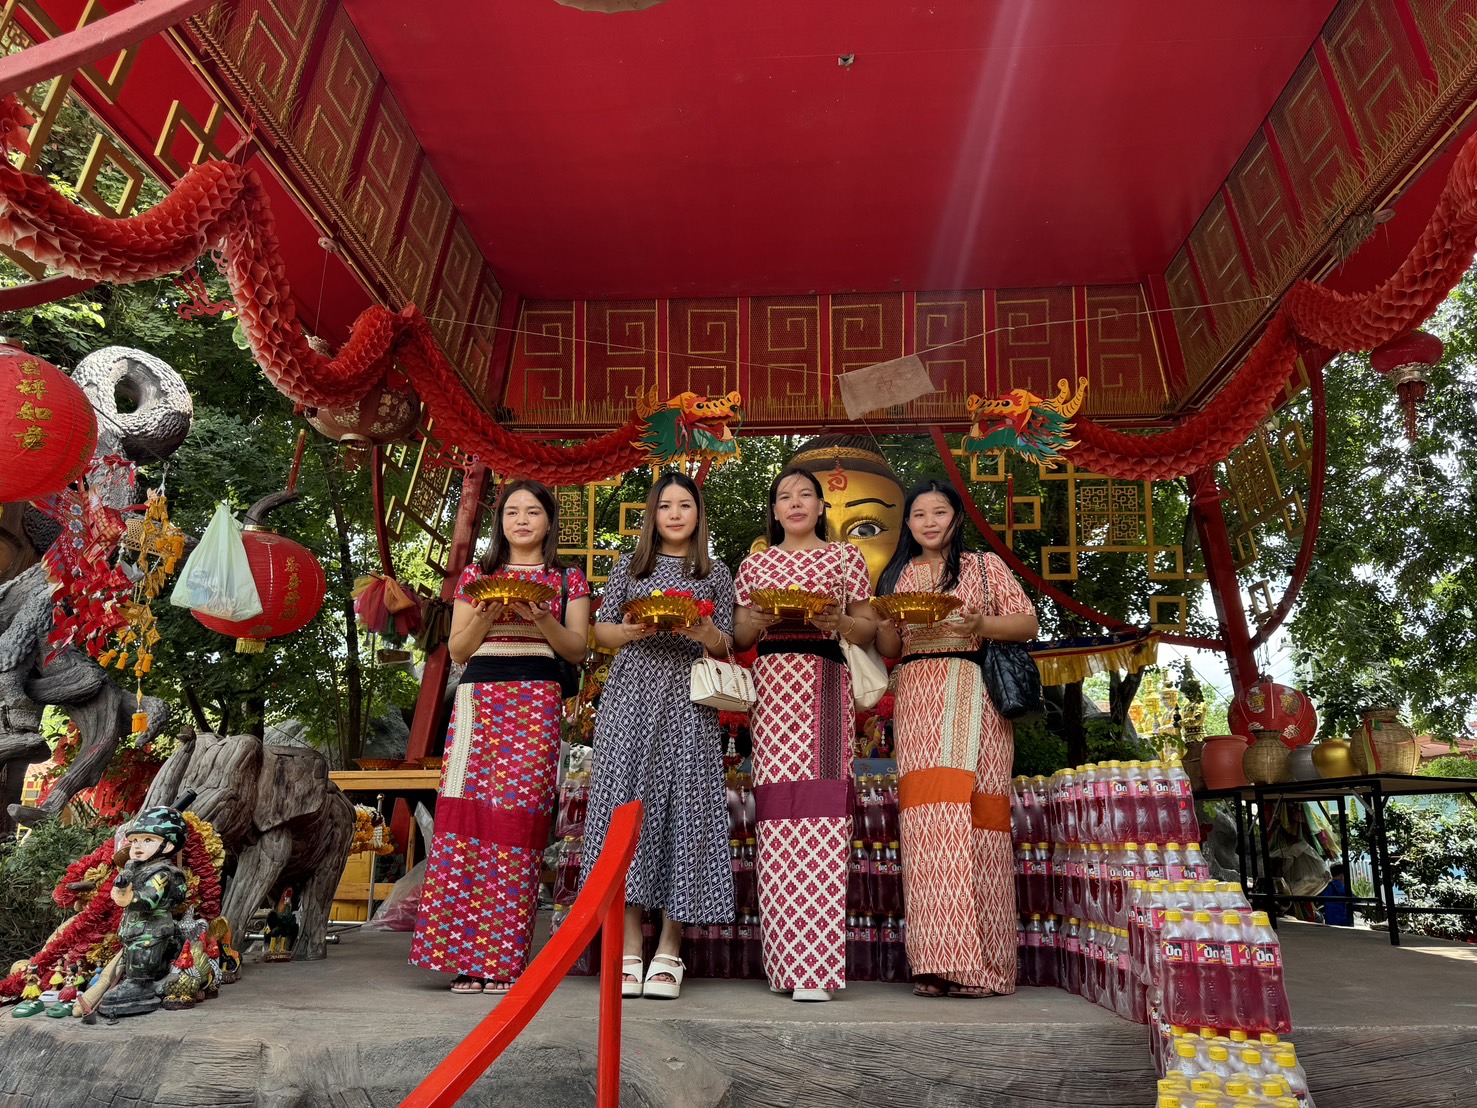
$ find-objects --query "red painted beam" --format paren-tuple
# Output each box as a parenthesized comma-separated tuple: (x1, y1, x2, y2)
(0, 0, 221, 97)
(0, 274, 95, 312)
(1250, 353, 1328, 650)
(1188, 467, 1258, 697)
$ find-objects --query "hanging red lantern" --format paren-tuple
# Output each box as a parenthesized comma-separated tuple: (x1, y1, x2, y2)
(304, 379, 420, 446)
(0, 342, 97, 502)
(1370, 329, 1442, 442)
(191, 436, 326, 652)
(1228, 680, 1319, 749)
(192, 527, 326, 653)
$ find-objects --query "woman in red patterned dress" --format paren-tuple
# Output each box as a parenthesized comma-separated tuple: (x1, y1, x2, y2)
(733, 467, 877, 1002)
(875, 479, 1037, 998)
(411, 479, 591, 995)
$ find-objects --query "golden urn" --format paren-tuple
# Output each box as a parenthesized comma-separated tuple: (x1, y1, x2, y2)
(1311, 737, 1358, 779)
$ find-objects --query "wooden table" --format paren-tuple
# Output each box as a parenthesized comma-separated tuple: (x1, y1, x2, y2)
(329, 769, 442, 915)
(1199, 773, 1477, 945)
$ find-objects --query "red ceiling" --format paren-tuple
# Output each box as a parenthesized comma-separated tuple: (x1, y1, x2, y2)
(342, 0, 1338, 299)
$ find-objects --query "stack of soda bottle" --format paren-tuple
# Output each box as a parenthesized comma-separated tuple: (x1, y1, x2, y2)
(672, 770, 763, 979)
(1012, 758, 1204, 1020)
(1154, 1027, 1316, 1106)
(844, 773, 910, 983)
(549, 767, 596, 973)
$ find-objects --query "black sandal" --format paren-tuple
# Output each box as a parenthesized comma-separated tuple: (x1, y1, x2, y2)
(911, 974, 947, 998)
(945, 982, 1000, 998)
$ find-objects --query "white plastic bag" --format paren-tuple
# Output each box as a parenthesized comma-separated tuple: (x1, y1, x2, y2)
(169, 502, 264, 619)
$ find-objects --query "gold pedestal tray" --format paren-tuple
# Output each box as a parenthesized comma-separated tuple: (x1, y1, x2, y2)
(622, 594, 700, 627)
(749, 587, 833, 620)
(872, 591, 963, 625)
(462, 575, 558, 605)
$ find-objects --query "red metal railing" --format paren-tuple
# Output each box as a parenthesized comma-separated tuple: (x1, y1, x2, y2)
(401, 800, 644, 1108)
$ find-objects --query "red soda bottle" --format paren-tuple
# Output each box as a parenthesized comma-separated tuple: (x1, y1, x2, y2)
(1126, 761, 1151, 843)
(846, 914, 877, 981)
(1248, 911, 1293, 1034)
(1063, 917, 1084, 996)
(1163, 841, 1186, 883)
(553, 836, 582, 906)
(1040, 915, 1061, 989)
(861, 777, 887, 844)
(1029, 842, 1051, 917)
(742, 838, 759, 912)
(1148, 760, 1174, 844)
(729, 839, 748, 915)
(1107, 761, 1131, 843)
(1011, 776, 1029, 842)
(743, 912, 764, 979)
(1060, 769, 1080, 844)
(1222, 911, 1258, 1031)
(1190, 909, 1229, 1028)
(1015, 842, 1032, 914)
(1165, 757, 1199, 843)
(733, 915, 752, 978)
(1142, 841, 1165, 884)
(881, 841, 903, 917)
(1051, 843, 1068, 917)
(879, 916, 908, 983)
(1105, 844, 1126, 927)
(682, 921, 705, 978)
(709, 922, 731, 979)
(1023, 914, 1044, 987)
(1081, 923, 1100, 1004)
(1158, 909, 1199, 1028)
(881, 773, 901, 842)
(1085, 845, 1105, 923)
(845, 913, 866, 982)
(727, 772, 750, 838)
(847, 839, 871, 914)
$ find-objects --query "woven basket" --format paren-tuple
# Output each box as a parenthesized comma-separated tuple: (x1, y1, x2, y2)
(1242, 729, 1293, 785)
(1352, 709, 1420, 775)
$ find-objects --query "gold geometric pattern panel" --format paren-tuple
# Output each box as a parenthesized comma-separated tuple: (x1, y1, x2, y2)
(394, 158, 452, 311)
(346, 90, 417, 257)
(1322, 0, 1433, 160)
(190, 0, 324, 122)
(669, 298, 739, 400)
(380, 424, 459, 582)
(1225, 131, 1300, 294)
(292, 4, 377, 191)
(1221, 417, 1313, 569)
(1164, 248, 1221, 391)
(1083, 285, 1170, 416)
(556, 480, 621, 586)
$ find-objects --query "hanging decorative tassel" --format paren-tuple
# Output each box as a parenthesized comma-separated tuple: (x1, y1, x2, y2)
(132, 685, 148, 734)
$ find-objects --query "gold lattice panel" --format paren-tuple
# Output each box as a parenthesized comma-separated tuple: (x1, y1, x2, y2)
(1221, 415, 1313, 569)
(380, 423, 461, 581)
(556, 479, 622, 586)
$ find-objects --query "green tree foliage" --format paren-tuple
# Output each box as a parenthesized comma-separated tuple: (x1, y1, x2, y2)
(0, 817, 112, 971)
(1268, 273, 1477, 741)
(1352, 798, 1477, 940)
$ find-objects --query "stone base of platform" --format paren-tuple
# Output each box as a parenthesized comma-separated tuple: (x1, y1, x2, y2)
(0, 921, 1472, 1106)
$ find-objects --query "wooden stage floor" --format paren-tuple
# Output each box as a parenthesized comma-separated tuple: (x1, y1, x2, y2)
(0, 919, 1472, 1106)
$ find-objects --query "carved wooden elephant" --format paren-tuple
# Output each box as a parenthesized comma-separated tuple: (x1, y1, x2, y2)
(141, 731, 355, 961)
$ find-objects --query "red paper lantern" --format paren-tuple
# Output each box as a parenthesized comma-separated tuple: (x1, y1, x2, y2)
(1228, 681, 1318, 749)
(192, 528, 326, 653)
(0, 342, 97, 502)
(1371, 329, 1443, 442)
(305, 380, 420, 446)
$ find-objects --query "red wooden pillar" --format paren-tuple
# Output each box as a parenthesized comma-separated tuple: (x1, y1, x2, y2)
(393, 461, 491, 856)
(1188, 467, 1258, 699)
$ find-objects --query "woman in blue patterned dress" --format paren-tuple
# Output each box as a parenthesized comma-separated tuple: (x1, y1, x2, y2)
(411, 479, 591, 995)
(579, 472, 736, 1000)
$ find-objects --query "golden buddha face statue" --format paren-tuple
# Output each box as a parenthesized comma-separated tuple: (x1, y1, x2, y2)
(792, 440, 905, 587)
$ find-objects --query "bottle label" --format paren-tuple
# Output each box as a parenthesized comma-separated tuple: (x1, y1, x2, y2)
(1066, 936, 1081, 954)
(1175, 778, 1193, 799)
(1192, 940, 1227, 967)
(737, 925, 752, 940)
(1225, 941, 1251, 968)
(1160, 938, 1188, 964)
(1151, 779, 1171, 798)
(1166, 863, 1184, 881)
(1110, 779, 1129, 799)
(860, 927, 877, 943)
(1116, 952, 1130, 971)
(882, 926, 900, 943)
(1025, 931, 1042, 948)
(1094, 781, 1110, 800)
(1086, 861, 1101, 878)
(1251, 942, 1283, 970)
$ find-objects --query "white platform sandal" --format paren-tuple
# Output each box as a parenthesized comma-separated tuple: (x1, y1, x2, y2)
(792, 988, 832, 1002)
(642, 953, 685, 1000)
(621, 955, 645, 998)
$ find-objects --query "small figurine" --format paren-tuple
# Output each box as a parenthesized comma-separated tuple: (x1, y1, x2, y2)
(11, 967, 43, 1017)
(262, 888, 299, 963)
(97, 807, 190, 1019)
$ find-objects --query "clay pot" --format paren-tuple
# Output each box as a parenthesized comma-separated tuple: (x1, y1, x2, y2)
(1243, 728, 1293, 785)
(1200, 735, 1250, 791)
(1181, 740, 1206, 793)
(1288, 745, 1320, 781)
(1352, 708, 1420, 775)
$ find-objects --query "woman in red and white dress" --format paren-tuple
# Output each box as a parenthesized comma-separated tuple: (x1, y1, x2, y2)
(411, 479, 591, 995)
(733, 467, 877, 1002)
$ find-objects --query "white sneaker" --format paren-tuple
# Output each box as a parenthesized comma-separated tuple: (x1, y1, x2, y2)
(791, 988, 831, 1002)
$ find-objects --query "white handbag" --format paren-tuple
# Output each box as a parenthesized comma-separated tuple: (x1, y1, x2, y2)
(833, 544, 889, 710)
(691, 650, 757, 712)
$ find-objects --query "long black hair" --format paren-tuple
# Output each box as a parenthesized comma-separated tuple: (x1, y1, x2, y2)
(765, 466, 829, 547)
(629, 471, 714, 580)
(877, 479, 966, 596)
(478, 478, 565, 574)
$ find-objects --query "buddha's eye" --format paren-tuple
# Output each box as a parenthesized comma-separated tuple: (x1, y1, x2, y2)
(847, 518, 885, 540)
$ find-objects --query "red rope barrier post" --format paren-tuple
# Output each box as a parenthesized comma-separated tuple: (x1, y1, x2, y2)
(596, 875, 629, 1108)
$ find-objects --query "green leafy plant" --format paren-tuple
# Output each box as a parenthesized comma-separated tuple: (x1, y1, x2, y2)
(0, 817, 114, 972)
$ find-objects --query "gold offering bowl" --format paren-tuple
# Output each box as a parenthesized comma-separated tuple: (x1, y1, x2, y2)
(872, 592, 964, 626)
(463, 576, 558, 605)
(750, 587, 833, 620)
(622, 594, 700, 628)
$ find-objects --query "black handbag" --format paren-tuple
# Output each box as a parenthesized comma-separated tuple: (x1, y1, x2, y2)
(979, 639, 1043, 721)
(555, 569, 583, 699)
(973, 554, 1042, 720)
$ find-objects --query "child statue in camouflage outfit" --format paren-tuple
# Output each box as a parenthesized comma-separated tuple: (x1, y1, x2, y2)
(98, 806, 190, 1019)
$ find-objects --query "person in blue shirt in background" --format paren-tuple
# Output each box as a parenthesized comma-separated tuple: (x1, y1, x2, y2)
(1320, 862, 1352, 926)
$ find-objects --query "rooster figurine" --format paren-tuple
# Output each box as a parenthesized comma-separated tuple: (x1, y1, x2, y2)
(262, 888, 300, 964)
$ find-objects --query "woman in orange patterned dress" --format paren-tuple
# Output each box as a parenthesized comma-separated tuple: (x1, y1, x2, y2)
(875, 479, 1037, 998)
